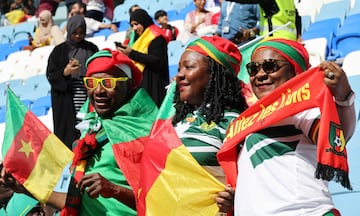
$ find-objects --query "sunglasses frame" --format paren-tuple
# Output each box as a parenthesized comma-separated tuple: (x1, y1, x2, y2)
(83, 77, 129, 90)
(246, 59, 289, 77)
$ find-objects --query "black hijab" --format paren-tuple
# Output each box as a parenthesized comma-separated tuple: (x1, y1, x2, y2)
(129, 9, 154, 29)
(66, 14, 86, 45)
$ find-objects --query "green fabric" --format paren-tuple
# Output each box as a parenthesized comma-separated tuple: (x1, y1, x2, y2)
(79, 88, 158, 215)
(0, 208, 5, 216)
(85, 49, 113, 67)
(157, 81, 176, 120)
(2, 89, 26, 158)
(5, 193, 39, 216)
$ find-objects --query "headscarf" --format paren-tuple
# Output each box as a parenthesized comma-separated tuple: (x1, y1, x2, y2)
(130, 8, 154, 30)
(251, 37, 311, 74)
(36, 9, 53, 45)
(186, 36, 242, 75)
(86, 48, 143, 88)
(66, 14, 86, 44)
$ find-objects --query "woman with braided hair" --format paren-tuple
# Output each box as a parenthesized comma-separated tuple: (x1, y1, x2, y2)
(172, 35, 248, 214)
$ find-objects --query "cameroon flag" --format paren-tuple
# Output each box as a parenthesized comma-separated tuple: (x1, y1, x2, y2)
(136, 82, 225, 215)
(2, 89, 74, 203)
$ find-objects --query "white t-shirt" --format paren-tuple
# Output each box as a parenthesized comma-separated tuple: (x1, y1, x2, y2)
(234, 108, 335, 216)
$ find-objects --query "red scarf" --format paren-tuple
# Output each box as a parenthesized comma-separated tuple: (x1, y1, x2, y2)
(217, 67, 351, 189)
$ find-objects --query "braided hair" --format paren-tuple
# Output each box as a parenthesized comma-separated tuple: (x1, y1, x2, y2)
(172, 57, 248, 125)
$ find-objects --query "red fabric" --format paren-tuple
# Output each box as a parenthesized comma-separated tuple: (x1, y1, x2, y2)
(4, 112, 50, 184)
(217, 67, 350, 189)
(211, 11, 220, 25)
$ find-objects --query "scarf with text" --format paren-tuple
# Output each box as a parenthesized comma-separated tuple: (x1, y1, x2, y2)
(217, 66, 351, 190)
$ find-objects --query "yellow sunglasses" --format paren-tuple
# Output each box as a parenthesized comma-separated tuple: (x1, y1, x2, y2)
(83, 77, 129, 90)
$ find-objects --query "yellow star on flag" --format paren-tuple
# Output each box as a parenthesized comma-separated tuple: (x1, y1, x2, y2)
(18, 140, 34, 158)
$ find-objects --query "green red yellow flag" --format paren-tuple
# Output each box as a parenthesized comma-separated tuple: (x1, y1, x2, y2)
(130, 24, 165, 72)
(135, 82, 225, 215)
(217, 67, 351, 189)
(2, 89, 74, 203)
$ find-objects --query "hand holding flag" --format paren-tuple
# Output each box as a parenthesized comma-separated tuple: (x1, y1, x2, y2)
(1, 89, 74, 203)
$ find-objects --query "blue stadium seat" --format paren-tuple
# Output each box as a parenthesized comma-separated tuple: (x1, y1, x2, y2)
(0, 26, 14, 44)
(12, 20, 37, 43)
(168, 64, 178, 80)
(31, 95, 51, 109)
(343, 13, 360, 26)
(331, 24, 360, 58)
(93, 28, 113, 39)
(315, 0, 350, 24)
(30, 105, 49, 116)
(0, 106, 6, 123)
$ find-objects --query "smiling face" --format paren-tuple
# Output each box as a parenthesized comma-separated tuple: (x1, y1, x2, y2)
(130, 21, 145, 36)
(250, 48, 296, 99)
(87, 68, 132, 117)
(175, 50, 210, 106)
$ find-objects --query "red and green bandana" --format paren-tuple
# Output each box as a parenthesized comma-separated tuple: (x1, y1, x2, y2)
(217, 66, 351, 190)
(252, 37, 311, 74)
(186, 36, 242, 75)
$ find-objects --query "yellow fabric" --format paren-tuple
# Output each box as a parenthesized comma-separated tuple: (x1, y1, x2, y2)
(145, 145, 224, 216)
(259, 0, 297, 40)
(32, 28, 51, 47)
(131, 27, 157, 72)
(23, 133, 74, 203)
(5, 9, 25, 25)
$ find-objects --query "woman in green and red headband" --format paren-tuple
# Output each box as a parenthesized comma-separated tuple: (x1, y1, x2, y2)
(172, 35, 249, 214)
(219, 37, 356, 215)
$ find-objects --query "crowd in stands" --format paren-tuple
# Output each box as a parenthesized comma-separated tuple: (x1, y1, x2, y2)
(0, 0, 359, 215)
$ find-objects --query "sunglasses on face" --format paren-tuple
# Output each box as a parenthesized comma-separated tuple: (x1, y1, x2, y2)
(246, 59, 290, 77)
(83, 77, 129, 90)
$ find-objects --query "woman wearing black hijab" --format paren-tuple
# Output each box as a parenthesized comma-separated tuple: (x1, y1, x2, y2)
(116, 9, 169, 107)
(46, 15, 99, 149)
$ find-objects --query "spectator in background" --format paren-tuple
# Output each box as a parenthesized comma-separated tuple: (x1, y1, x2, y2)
(116, 9, 169, 107)
(227, 0, 301, 41)
(36, 0, 62, 16)
(64, 1, 118, 38)
(215, 0, 259, 45)
(154, 9, 179, 42)
(177, 0, 215, 44)
(9, 0, 36, 16)
(124, 4, 141, 45)
(46, 14, 98, 149)
(22, 9, 65, 51)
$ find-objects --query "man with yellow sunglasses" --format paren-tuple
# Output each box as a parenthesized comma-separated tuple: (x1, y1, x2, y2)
(61, 49, 158, 215)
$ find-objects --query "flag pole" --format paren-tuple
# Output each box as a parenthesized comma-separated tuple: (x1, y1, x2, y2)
(238, 21, 292, 51)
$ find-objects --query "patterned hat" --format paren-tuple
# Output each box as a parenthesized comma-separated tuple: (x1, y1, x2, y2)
(86, 48, 142, 88)
(252, 37, 311, 74)
(186, 36, 242, 75)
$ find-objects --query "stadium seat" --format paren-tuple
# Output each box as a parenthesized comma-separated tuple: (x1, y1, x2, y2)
(342, 50, 360, 77)
(303, 37, 327, 67)
(31, 95, 51, 109)
(12, 20, 37, 43)
(106, 31, 127, 44)
(314, 0, 350, 24)
(93, 28, 113, 38)
(0, 26, 14, 44)
(53, 2, 68, 26)
(30, 105, 49, 116)
(331, 24, 360, 58)
(347, 0, 360, 16)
